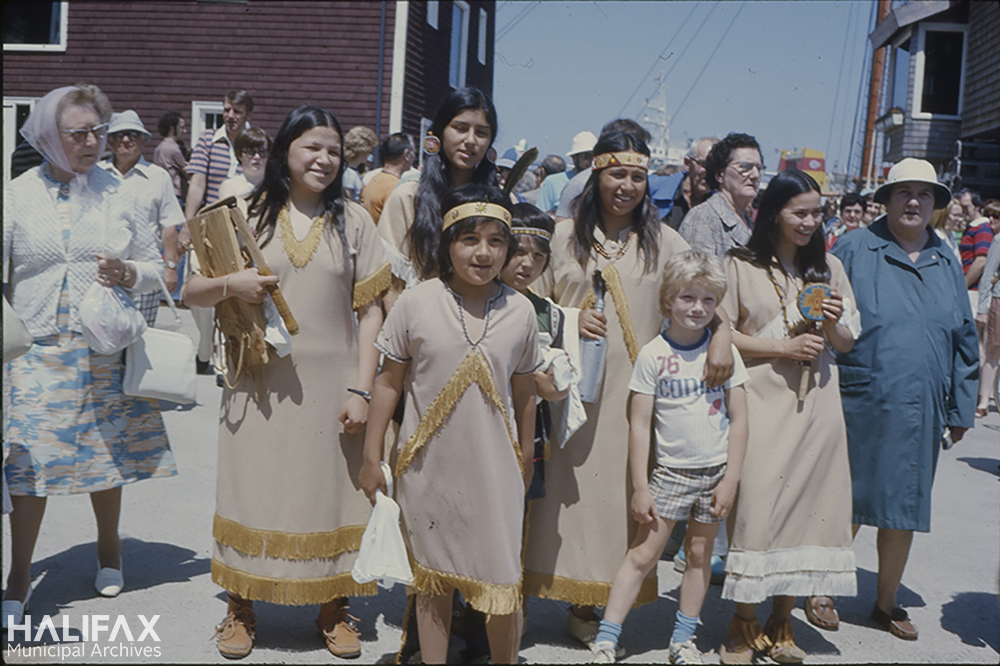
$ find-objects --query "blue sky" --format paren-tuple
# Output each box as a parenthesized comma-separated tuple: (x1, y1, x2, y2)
(492, 1, 875, 175)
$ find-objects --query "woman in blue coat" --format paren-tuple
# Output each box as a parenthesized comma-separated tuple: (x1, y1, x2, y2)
(830, 159, 978, 641)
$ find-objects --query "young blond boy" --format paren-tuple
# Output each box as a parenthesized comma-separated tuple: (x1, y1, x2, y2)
(591, 249, 749, 664)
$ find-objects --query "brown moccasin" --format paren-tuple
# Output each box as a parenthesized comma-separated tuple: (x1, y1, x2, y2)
(317, 599, 362, 659)
(871, 604, 918, 640)
(805, 595, 840, 631)
(215, 606, 257, 659)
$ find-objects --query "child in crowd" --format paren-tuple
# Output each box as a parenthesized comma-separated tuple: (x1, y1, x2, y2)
(591, 250, 749, 664)
(500, 203, 576, 499)
(360, 184, 541, 664)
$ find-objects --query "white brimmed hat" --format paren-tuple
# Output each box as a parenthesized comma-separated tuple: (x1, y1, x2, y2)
(566, 131, 597, 157)
(873, 158, 950, 209)
(107, 110, 151, 140)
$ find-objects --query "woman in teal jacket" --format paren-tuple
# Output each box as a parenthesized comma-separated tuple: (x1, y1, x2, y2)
(830, 159, 978, 642)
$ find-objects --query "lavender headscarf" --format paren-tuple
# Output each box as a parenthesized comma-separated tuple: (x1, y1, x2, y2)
(19, 85, 109, 175)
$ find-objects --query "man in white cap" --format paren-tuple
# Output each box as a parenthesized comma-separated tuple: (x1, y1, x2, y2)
(553, 131, 597, 219)
(829, 157, 978, 642)
(101, 110, 185, 326)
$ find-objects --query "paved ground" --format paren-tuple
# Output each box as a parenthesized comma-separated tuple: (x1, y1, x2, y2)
(3, 306, 999, 664)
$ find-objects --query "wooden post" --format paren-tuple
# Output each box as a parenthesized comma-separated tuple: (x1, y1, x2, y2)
(861, 0, 892, 186)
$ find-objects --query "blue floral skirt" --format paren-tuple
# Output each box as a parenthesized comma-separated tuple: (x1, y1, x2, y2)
(4, 285, 176, 497)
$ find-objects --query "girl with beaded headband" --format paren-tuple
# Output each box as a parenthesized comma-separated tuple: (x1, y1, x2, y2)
(361, 184, 540, 665)
(500, 203, 575, 503)
(378, 88, 499, 294)
(183, 105, 391, 659)
(717, 170, 859, 662)
(522, 130, 735, 648)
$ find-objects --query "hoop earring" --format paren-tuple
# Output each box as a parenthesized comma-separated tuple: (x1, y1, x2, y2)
(423, 135, 440, 155)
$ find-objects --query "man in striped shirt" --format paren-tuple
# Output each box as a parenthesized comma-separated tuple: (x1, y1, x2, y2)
(181, 90, 253, 377)
(183, 90, 253, 219)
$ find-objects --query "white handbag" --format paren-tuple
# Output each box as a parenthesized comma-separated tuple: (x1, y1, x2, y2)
(122, 277, 197, 404)
(3, 296, 33, 362)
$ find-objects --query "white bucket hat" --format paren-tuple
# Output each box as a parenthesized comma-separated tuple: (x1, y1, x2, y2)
(873, 158, 950, 209)
(566, 131, 597, 157)
(107, 110, 151, 140)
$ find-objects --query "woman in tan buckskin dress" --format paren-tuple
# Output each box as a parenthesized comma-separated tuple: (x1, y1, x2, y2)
(523, 130, 733, 649)
(183, 105, 390, 660)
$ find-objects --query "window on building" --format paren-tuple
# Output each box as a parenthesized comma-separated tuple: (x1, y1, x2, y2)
(3, 97, 38, 188)
(191, 102, 225, 143)
(477, 8, 488, 65)
(889, 38, 911, 111)
(913, 23, 966, 118)
(449, 1, 470, 89)
(427, 1, 439, 29)
(3, 2, 68, 52)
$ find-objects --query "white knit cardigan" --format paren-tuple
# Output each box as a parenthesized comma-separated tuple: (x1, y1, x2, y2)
(3, 165, 164, 338)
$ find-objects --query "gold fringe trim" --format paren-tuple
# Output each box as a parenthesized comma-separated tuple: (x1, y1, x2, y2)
(724, 614, 772, 653)
(409, 560, 522, 615)
(522, 570, 658, 608)
(601, 264, 640, 365)
(353, 261, 392, 310)
(761, 615, 795, 651)
(211, 559, 376, 605)
(395, 350, 519, 476)
(581, 290, 597, 311)
(213, 514, 365, 560)
(395, 594, 417, 665)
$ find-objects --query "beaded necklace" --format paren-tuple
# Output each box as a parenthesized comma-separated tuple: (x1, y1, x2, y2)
(765, 263, 796, 339)
(593, 230, 635, 261)
(445, 281, 501, 348)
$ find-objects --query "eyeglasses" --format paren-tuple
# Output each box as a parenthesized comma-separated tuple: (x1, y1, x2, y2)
(108, 130, 143, 143)
(60, 124, 109, 144)
(688, 157, 706, 167)
(728, 161, 765, 177)
(241, 148, 268, 159)
(988, 211, 1000, 220)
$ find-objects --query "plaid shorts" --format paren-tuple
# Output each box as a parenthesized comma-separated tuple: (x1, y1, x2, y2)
(648, 464, 727, 524)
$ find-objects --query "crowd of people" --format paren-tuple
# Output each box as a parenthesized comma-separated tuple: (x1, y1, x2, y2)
(2, 82, 994, 665)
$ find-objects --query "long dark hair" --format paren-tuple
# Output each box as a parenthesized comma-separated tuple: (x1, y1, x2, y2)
(572, 131, 660, 273)
(731, 169, 831, 283)
(249, 106, 347, 252)
(436, 184, 516, 281)
(408, 88, 499, 279)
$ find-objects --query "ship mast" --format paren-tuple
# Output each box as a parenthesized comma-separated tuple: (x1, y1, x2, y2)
(640, 72, 670, 167)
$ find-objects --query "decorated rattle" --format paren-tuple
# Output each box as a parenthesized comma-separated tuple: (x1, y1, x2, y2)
(795, 282, 833, 401)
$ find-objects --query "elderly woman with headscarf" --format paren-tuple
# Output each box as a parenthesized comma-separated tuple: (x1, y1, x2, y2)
(830, 158, 978, 642)
(2, 84, 175, 629)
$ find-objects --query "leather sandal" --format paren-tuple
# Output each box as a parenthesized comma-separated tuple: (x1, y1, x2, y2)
(804, 595, 839, 631)
(317, 598, 362, 659)
(871, 604, 918, 640)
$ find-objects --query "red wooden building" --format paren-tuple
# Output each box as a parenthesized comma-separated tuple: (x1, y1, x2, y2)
(3, 1, 496, 184)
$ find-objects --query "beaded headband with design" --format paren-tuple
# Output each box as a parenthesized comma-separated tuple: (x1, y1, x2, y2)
(442, 202, 512, 231)
(592, 151, 650, 171)
(512, 227, 553, 242)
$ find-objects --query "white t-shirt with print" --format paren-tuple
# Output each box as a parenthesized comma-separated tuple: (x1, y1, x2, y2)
(628, 330, 748, 469)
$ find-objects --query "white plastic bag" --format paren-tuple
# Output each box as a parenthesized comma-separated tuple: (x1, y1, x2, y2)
(351, 462, 413, 590)
(79, 282, 147, 355)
